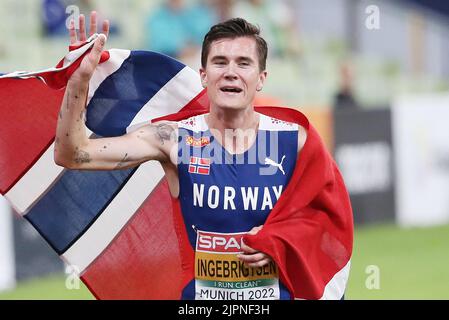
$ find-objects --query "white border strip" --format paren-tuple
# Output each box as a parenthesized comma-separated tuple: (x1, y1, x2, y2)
(126, 66, 202, 132)
(87, 49, 131, 105)
(61, 160, 165, 273)
(319, 260, 351, 300)
(5, 128, 94, 216)
(5, 142, 64, 215)
(0, 196, 15, 291)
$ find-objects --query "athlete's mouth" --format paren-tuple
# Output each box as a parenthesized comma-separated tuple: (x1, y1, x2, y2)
(220, 86, 243, 93)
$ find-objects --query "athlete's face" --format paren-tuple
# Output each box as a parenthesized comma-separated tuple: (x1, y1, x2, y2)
(200, 37, 267, 112)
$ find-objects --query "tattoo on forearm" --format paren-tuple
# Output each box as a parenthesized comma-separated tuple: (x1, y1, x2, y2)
(114, 153, 128, 169)
(154, 123, 175, 145)
(74, 150, 91, 164)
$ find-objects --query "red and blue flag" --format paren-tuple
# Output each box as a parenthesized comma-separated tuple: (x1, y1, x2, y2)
(0, 35, 353, 299)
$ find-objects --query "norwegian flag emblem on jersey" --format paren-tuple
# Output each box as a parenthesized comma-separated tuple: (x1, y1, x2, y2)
(188, 157, 211, 175)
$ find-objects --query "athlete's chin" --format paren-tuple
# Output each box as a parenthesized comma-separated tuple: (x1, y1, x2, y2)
(210, 92, 254, 111)
(218, 104, 247, 111)
(214, 100, 250, 111)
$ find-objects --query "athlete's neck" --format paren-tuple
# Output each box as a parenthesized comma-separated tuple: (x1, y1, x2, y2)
(205, 107, 259, 155)
(206, 106, 258, 132)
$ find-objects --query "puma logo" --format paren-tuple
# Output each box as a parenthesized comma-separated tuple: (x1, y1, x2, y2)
(264, 155, 286, 175)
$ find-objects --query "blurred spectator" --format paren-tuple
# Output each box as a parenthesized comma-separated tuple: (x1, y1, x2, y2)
(210, 0, 235, 22)
(145, 0, 216, 63)
(333, 61, 359, 110)
(41, 0, 67, 36)
(187, 1, 218, 45)
(231, 0, 301, 58)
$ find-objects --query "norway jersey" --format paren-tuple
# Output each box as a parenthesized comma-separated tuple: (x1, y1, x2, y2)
(177, 113, 299, 300)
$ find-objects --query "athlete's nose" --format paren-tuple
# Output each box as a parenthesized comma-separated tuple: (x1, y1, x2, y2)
(223, 62, 238, 80)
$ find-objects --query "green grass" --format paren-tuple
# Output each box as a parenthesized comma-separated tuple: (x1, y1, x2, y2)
(1, 223, 448, 300)
(0, 274, 94, 300)
(346, 223, 449, 299)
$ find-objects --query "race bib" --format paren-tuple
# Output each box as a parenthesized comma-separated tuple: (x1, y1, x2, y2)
(194, 230, 280, 300)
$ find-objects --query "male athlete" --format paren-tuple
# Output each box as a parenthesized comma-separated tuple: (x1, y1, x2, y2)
(55, 12, 308, 299)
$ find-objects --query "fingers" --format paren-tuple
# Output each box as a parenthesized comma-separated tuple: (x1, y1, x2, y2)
(78, 14, 86, 41)
(102, 19, 110, 38)
(238, 252, 266, 263)
(69, 19, 77, 44)
(239, 239, 271, 268)
(69, 11, 108, 45)
(71, 33, 106, 82)
(239, 231, 272, 268)
(241, 240, 258, 254)
(89, 34, 107, 65)
(246, 258, 271, 268)
(89, 11, 97, 36)
(240, 226, 263, 254)
(247, 225, 263, 236)
(238, 252, 271, 268)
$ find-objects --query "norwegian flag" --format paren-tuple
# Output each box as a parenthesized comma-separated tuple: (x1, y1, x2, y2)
(0, 35, 353, 300)
(0, 35, 208, 299)
(188, 157, 211, 175)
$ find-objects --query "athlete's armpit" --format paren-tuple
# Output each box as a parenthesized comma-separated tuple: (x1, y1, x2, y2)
(297, 125, 308, 153)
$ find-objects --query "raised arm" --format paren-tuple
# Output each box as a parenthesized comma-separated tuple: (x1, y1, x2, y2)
(54, 12, 176, 170)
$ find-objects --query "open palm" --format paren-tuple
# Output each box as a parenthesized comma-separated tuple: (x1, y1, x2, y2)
(69, 11, 110, 82)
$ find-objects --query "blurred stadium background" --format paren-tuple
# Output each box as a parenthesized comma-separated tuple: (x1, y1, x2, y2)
(1, 0, 449, 299)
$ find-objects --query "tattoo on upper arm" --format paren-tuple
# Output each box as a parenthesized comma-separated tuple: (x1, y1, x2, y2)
(154, 123, 175, 145)
(74, 150, 91, 164)
(114, 153, 129, 169)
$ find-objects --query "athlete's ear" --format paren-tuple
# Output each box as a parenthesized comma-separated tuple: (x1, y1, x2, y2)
(256, 70, 267, 92)
(199, 67, 207, 88)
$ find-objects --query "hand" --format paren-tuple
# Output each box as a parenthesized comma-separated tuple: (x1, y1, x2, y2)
(69, 11, 110, 83)
(238, 225, 273, 268)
